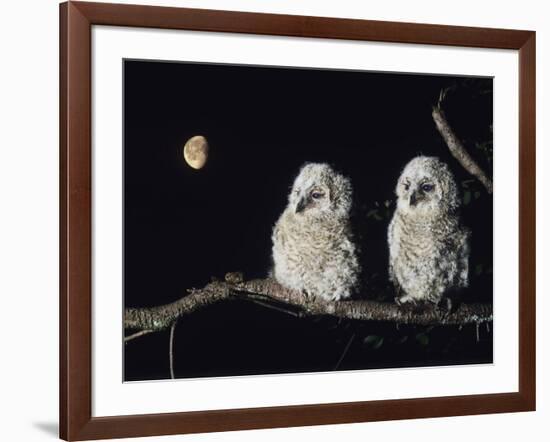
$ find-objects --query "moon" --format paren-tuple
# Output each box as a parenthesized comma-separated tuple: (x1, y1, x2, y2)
(183, 135, 209, 170)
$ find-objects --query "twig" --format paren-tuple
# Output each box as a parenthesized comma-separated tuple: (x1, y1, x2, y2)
(334, 333, 355, 370)
(124, 278, 493, 335)
(124, 329, 154, 343)
(169, 321, 177, 379)
(432, 100, 493, 194)
(243, 297, 301, 317)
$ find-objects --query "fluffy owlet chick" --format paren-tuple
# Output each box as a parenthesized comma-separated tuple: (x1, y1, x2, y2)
(388, 156, 470, 307)
(272, 163, 360, 301)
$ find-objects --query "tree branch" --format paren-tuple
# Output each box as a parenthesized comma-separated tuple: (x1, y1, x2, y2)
(125, 277, 492, 335)
(432, 98, 493, 194)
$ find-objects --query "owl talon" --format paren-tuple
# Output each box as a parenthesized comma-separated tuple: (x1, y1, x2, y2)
(395, 296, 418, 310)
(437, 297, 453, 316)
(437, 295, 460, 318)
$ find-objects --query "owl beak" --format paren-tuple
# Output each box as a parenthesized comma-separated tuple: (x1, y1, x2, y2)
(409, 191, 418, 207)
(295, 197, 307, 214)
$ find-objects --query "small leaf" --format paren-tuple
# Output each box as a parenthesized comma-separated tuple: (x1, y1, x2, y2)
(475, 264, 483, 275)
(474, 191, 481, 199)
(363, 335, 379, 345)
(363, 335, 384, 350)
(397, 335, 408, 345)
(384, 200, 391, 208)
(463, 191, 472, 205)
(415, 333, 429, 346)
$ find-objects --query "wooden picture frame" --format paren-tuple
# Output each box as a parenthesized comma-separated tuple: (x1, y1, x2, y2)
(60, 1, 536, 440)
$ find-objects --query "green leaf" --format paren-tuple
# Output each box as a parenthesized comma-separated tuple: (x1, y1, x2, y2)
(415, 333, 429, 346)
(397, 335, 408, 345)
(463, 191, 472, 206)
(363, 335, 379, 345)
(363, 335, 384, 350)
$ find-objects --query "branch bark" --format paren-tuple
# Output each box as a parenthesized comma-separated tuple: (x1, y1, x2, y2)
(125, 276, 492, 336)
(432, 102, 493, 194)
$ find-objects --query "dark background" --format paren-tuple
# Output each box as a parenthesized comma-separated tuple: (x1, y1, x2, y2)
(124, 60, 493, 381)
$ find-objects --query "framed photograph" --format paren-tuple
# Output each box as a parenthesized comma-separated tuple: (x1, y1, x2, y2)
(60, 1, 536, 440)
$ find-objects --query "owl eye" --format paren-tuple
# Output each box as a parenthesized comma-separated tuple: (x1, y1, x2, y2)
(311, 191, 324, 200)
(421, 183, 434, 192)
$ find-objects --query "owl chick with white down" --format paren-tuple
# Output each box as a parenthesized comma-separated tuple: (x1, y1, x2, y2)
(388, 156, 470, 310)
(272, 163, 360, 301)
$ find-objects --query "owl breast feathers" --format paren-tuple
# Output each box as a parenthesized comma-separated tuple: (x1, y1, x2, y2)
(271, 163, 360, 301)
(388, 156, 470, 305)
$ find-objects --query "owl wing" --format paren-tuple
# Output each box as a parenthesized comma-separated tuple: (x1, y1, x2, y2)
(457, 227, 471, 288)
(387, 215, 402, 293)
(388, 261, 400, 290)
(271, 213, 286, 246)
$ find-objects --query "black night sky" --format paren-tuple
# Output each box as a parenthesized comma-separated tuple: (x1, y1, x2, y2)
(124, 60, 493, 382)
